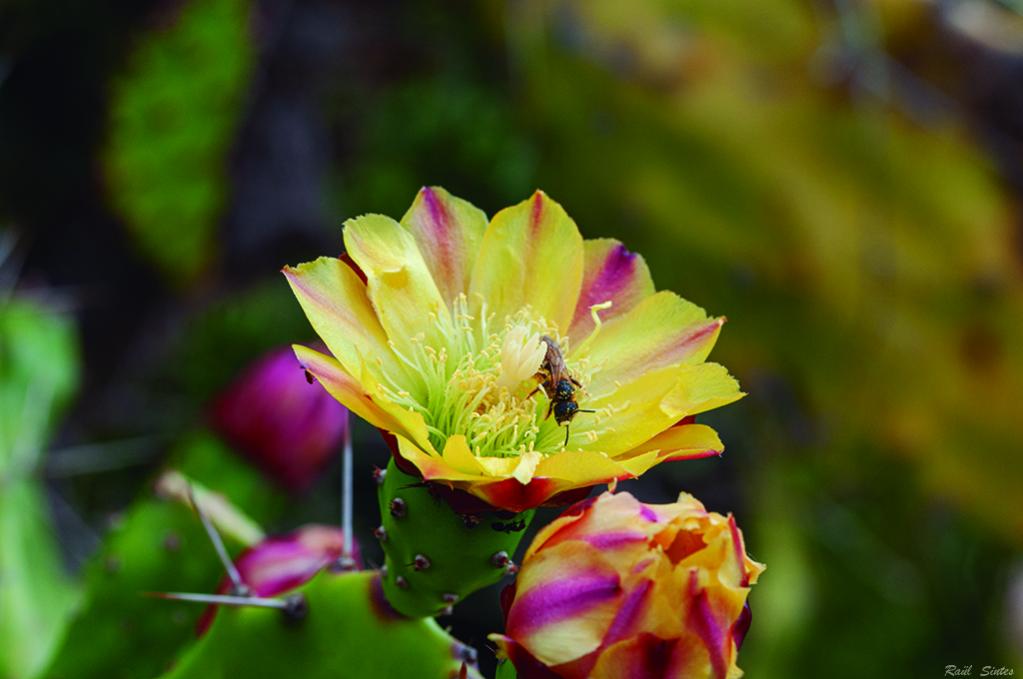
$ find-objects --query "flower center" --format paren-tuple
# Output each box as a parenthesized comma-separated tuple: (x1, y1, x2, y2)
(376, 294, 598, 458)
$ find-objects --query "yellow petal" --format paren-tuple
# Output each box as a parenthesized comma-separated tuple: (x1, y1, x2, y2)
(343, 214, 453, 359)
(577, 364, 743, 457)
(621, 423, 724, 460)
(292, 345, 400, 433)
(577, 290, 723, 398)
(469, 191, 584, 331)
(283, 256, 396, 379)
(439, 435, 488, 477)
(400, 187, 488, 308)
(667, 362, 745, 417)
(401, 435, 489, 483)
(536, 450, 627, 485)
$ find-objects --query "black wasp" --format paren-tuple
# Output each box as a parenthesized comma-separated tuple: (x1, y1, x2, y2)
(529, 335, 594, 446)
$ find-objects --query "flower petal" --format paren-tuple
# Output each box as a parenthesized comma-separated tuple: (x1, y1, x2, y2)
(343, 213, 454, 359)
(577, 291, 724, 398)
(535, 450, 627, 487)
(578, 364, 743, 457)
(527, 492, 657, 561)
(437, 435, 490, 479)
(294, 345, 431, 449)
(400, 186, 488, 308)
(589, 634, 693, 679)
(506, 541, 624, 666)
(469, 191, 584, 331)
(283, 256, 396, 379)
(617, 424, 725, 479)
(568, 239, 654, 344)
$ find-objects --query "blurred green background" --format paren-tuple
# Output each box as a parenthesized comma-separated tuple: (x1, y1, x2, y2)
(2, 0, 1022, 677)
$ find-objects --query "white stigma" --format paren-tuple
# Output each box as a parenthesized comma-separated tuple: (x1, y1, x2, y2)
(496, 325, 545, 392)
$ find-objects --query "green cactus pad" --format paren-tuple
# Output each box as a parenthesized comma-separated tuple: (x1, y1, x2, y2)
(376, 459, 534, 618)
(161, 571, 482, 679)
(103, 0, 254, 285)
(39, 475, 259, 679)
(0, 299, 79, 679)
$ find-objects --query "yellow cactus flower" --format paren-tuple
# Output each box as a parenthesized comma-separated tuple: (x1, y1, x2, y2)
(490, 491, 764, 679)
(284, 188, 742, 511)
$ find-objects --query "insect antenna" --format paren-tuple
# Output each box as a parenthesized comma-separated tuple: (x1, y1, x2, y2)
(564, 410, 597, 446)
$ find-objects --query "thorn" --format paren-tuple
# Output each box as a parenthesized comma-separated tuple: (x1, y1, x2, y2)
(328, 555, 358, 573)
(389, 498, 407, 518)
(505, 561, 519, 575)
(380, 564, 388, 578)
(442, 592, 459, 604)
(304, 370, 314, 384)
(395, 575, 409, 589)
(441, 605, 454, 616)
(460, 514, 480, 529)
(490, 551, 510, 568)
(186, 485, 248, 596)
(340, 410, 354, 563)
(412, 554, 431, 571)
(146, 591, 288, 610)
(373, 525, 387, 541)
(372, 466, 387, 485)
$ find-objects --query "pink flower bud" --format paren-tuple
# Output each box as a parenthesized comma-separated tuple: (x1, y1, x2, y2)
(211, 346, 348, 490)
(198, 525, 360, 634)
(491, 491, 764, 679)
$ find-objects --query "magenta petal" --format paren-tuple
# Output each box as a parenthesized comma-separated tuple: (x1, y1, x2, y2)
(732, 601, 752, 650)
(569, 240, 653, 342)
(507, 572, 621, 638)
(687, 570, 729, 679)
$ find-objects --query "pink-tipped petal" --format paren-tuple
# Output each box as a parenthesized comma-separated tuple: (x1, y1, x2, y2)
(569, 239, 654, 344)
(469, 191, 584, 331)
(400, 186, 488, 308)
(579, 290, 725, 396)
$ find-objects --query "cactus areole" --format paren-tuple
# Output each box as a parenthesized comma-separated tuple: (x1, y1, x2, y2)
(377, 458, 535, 618)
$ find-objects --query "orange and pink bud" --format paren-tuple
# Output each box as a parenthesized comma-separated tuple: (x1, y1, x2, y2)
(491, 491, 763, 679)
